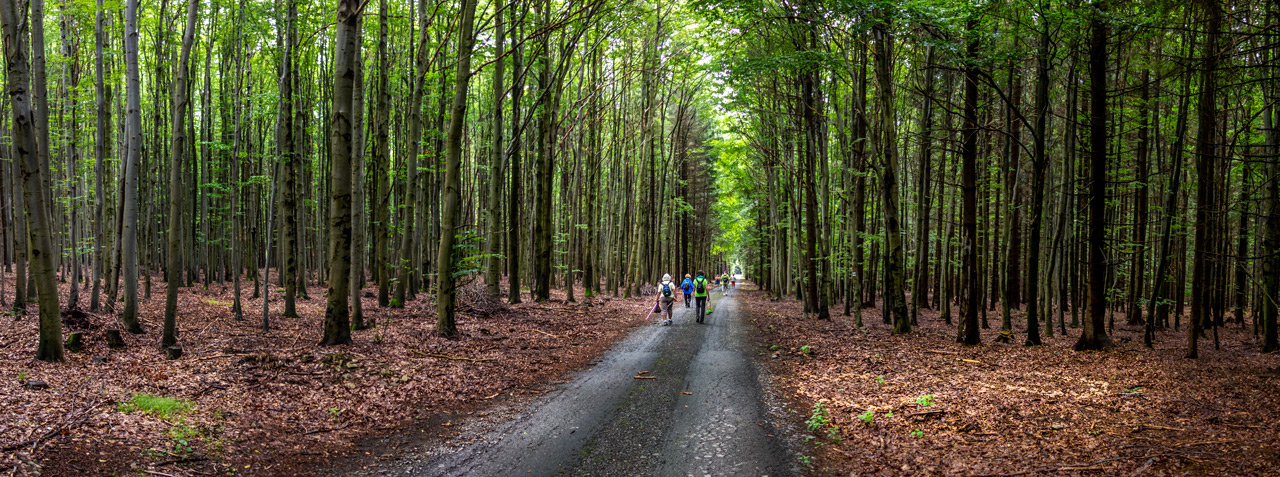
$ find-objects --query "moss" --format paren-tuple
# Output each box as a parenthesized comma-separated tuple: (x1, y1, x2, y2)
(118, 393, 193, 421)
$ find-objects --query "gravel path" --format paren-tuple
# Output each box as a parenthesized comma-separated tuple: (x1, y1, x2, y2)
(383, 287, 797, 476)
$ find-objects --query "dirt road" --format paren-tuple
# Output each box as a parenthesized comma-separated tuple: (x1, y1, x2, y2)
(376, 287, 796, 476)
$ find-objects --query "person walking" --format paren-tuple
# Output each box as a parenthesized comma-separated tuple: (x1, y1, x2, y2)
(680, 274, 694, 307)
(658, 273, 678, 326)
(693, 270, 710, 324)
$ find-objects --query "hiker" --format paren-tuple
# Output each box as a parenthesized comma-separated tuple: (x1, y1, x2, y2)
(722, 272, 731, 291)
(681, 274, 694, 307)
(730, 274, 736, 288)
(693, 270, 710, 323)
(658, 273, 678, 326)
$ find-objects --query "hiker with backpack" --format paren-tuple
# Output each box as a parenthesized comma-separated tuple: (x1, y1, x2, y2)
(658, 274, 678, 326)
(692, 271, 710, 323)
(680, 274, 694, 307)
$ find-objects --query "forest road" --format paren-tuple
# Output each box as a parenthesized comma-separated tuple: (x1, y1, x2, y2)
(400, 287, 796, 477)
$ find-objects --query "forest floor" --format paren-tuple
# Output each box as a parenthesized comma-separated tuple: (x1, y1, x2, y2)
(0, 275, 655, 476)
(744, 284, 1280, 476)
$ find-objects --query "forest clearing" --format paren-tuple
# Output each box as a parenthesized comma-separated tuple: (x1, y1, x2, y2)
(0, 0, 1278, 474)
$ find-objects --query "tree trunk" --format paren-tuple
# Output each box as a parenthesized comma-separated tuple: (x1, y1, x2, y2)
(163, 0, 199, 349)
(321, 0, 359, 346)
(394, 0, 430, 308)
(436, 0, 478, 335)
(1187, 0, 1222, 359)
(374, 0, 391, 307)
(0, 0, 63, 361)
(1024, 6, 1051, 346)
(120, 0, 144, 332)
(873, 18, 908, 333)
(485, 0, 506, 296)
(959, 16, 981, 346)
(350, 13, 367, 330)
(1075, 1, 1115, 351)
(280, 0, 298, 317)
(507, 3, 524, 304)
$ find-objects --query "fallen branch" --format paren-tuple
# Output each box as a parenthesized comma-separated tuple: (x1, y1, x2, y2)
(905, 410, 946, 419)
(924, 350, 958, 356)
(525, 328, 558, 339)
(634, 376, 656, 379)
(1136, 424, 1184, 432)
(3, 399, 105, 452)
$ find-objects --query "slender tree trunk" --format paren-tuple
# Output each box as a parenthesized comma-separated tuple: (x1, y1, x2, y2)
(507, 3, 524, 304)
(484, 0, 506, 296)
(911, 45, 936, 324)
(1261, 0, 1279, 353)
(163, 0, 199, 349)
(120, 0, 144, 332)
(374, 0, 390, 307)
(350, 13, 367, 330)
(0, 0, 63, 361)
(436, 0, 478, 335)
(1187, 0, 1222, 359)
(959, 16, 981, 346)
(280, 0, 298, 317)
(1075, 1, 1115, 351)
(873, 17, 908, 332)
(1024, 6, 1051, 346)
(532, 0, 553, 302)
(394, 0, 429, 308)
(321, 0, 359, 345)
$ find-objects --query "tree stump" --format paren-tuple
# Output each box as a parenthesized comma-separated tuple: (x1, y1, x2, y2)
(166, 345, 184, 360)
(66, 332, 84, 352)
(104, 329, 125, 349)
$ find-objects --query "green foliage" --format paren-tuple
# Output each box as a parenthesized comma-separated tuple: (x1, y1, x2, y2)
(875, 375, 886, 384)
(858, 410, 876, 425)
(119, 394, 193, 421)
(910, 429, 924, 438)
(806, 402, 830, 431)
(796, 455, 813, 467)
(915, 394, 935, 407)
(799, 345, 813, 355)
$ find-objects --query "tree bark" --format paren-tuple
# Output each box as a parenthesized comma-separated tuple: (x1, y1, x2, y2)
(1187, 0, 1222, 359)
(436, 0, 478, 336)
(120, 0, 144, 332)
(1075, 0, 1115, 351)
(163, 0, 200, 349)
(873, 17, 908, 333)
(0, 0, 63, 361)
(959, 16, 981, 346)
(321, 0, 359, 346)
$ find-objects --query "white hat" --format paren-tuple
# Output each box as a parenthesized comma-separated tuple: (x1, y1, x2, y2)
(662, 273, 672, 282)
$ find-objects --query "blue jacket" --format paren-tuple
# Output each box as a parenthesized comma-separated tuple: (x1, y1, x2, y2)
(680, 278, 694, 294)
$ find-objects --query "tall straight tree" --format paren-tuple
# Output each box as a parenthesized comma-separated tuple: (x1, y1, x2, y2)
(507, 1, 524, 304)
(373, 0, 391, 307)
(280, 0, 299, 318)
(1262, 0, 1279, 353)
(1023, 0, 1052, 346)
(394, 0, 430, 308)
(959, 15, 982, 346)
(1075, 0, 1114, 351)
(163, 0, 200, 350)
(0, 0, 62, 361)
(484, 0, 506, 296)
(532, 0, 553, 302)
(436, 0, 478, 335)
(1187, 0, 1222, 359)
(350, 13, 368, 330)
(873, 14, 908, 333)
(120, 0, 144, 333)
(90, 0, 109, 312)
(321, 0, 359, 346)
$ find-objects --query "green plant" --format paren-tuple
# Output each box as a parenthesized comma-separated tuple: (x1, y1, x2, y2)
(119, 394, 193, 421)
(826, 427, 842, 444)
(797, 455, 813, 467)
(799, 345, 813, 355)
(910, 429, 924, 438)
(769, 344, 779, 351)
(885, 410, 893, 418)
(328, 407, 342, 419)
(875, 375, 885, 384)
(166, 424, 201, 452)
(18, 370, 27, 381)
(806, 402, 830, 431)
(858, 410, 876, 425)
(915, 394, 935, 407)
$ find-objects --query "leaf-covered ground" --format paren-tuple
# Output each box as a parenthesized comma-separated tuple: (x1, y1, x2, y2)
(741, 284, 1280, 476)
(0, 277, 653, 476)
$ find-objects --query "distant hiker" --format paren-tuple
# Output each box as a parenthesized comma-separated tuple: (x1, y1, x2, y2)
(659, 273, 678, 326)
(721, 273, 731, 291)
(730, 274, 736, 288)
(681, 274, 694, 307)
(693, 271, 710, 324)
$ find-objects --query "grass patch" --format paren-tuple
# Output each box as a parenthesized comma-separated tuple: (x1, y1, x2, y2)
(201, 298, 233, 306)
(119, 393, 194, 421)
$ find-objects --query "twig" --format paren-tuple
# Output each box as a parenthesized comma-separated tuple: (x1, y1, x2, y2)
(633, 376, 656, 379)
(978, 456, 1134, 476)
(905, 410, 946, 419)
(142, 471, 177, 477)
(924, 350, 958, 356)
(525, 328, 558, 339)
(1136, 424, 1184, 432)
